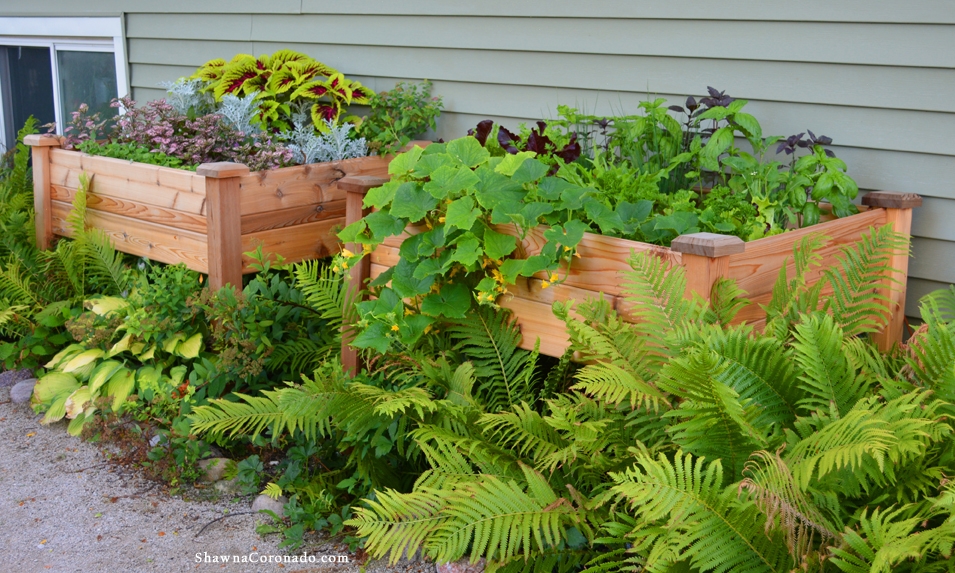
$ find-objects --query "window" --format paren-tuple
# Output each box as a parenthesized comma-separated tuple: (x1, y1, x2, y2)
(0, 17, 128, 151)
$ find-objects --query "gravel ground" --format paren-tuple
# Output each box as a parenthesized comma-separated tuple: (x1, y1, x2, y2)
(0, 376, 435, 573)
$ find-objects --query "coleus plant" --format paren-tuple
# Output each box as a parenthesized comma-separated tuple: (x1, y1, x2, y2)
(191, 49, 372, 132)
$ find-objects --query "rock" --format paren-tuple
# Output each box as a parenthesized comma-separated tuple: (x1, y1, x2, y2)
(436, 558, 486, 573)
(10, 379, 37, 404)
(197, 457, 232, 482)
(213, 477, 243, 495)
(0, 368, 33, 388)
(251, 494, 287, 519)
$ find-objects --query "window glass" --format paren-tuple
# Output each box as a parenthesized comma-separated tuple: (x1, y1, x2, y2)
(4, 46, 55, 140)
(56, 50, 118, 127)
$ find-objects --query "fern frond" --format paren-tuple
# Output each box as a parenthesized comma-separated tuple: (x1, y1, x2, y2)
(447, 306, 537, 413)
(188, 389, 287, 440)
(82, 228, 128, 295)
(706, 277, 750, 327)
(823, 225, 909, 337)
(348, 488, 449, 565)
(611, 451, 792, 573)
(905, 297, 955, 403)
(739, 450, 838, 564)
(479, 402, 566, 460)
(426, 472, 580, 564)
(622, 250, 698, 344)
(660, 348, 770, 478)
(763, 233, 827, 340)
(791, 312, 869, 417)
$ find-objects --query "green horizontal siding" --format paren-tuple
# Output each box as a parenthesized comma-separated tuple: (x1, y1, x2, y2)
(4, 3, 953, 319)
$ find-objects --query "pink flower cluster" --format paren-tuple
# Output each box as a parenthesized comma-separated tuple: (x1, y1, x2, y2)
(62, 97, 294, 171)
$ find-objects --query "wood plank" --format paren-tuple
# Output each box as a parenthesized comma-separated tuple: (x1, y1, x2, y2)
(51, 185, 207, 234)
(206, 175, 244, 291)
(871, 207, 915, 350)
(48, 148, 81, 169)
(31, 146, 53, 250)
(238, 155, 390, 215)
(50, 165, 207, 215)
(240, 199, 345, 234)
(241, 218, 343, 271)
(60, 151, 205, 193)
(727, 208, 887, 300)
(50, 201, 209, 272)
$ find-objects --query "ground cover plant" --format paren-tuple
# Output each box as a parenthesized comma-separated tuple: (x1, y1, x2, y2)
(191, 226, 955, 571)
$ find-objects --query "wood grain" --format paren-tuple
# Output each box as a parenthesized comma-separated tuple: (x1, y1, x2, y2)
(206, 176, 243, 290)
(241, 218, 342, 271)
(51, 185, 208, 234)
(239, 200, 345, 234)
(49, 150, 206, 193)
(50, 201, 209, 271)
(50, 165, 207, 215)
(238, 156, 391, 215)
(31, 145, 53, 250)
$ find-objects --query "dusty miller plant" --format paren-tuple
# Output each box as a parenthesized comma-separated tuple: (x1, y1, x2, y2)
(217, 93, 262, 135)
(159, 78, 214, 116)
(285, 118, 367, 164)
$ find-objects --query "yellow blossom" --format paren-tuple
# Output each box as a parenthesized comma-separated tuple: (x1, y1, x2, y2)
(341, 262, 349, 270)
(564, 246, 572, 252)
(541, 280, 550, 289)
(341, 249, 355, 258)
(438, 216, 446, 223)
(391, 325, 400, 332)
(362, 244, 372, 254)
(332, 265, 340, 273)
(404, 308, 414, 316)
(550, 272, 559, 282)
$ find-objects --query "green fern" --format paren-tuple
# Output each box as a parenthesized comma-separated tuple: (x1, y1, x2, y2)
(823, 224, 909, 337)
(610, 451, 793, 573)
(791, 312, 870, 417)
(446, 305, 538, 412)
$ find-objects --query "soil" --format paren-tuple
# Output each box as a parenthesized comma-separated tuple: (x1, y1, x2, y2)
(0, 380, 435, 573)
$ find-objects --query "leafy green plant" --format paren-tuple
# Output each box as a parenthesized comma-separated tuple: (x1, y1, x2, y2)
(191, 49, 372, 131)
(360, 80, 443, 155)
(76, 140, 188, 170)
(337, 227, 955, 572)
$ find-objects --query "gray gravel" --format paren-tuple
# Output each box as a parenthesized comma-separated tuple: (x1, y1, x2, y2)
(0, 384, 435, 573)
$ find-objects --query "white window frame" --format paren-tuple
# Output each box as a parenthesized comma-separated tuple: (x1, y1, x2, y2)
(0, 17, 128, 142)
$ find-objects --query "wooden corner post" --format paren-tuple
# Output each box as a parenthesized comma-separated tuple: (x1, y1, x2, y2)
(197, 162, 249, 292)
(338, 175, 389, 376)
(24, 134, 63, 250)
(862, 191, 923, 351)
(670, 232, 745, 300)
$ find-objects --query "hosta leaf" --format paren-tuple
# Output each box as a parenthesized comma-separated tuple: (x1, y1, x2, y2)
(33, 372, 80, 405)
(176, 332, 203, 359)
(106, 368, 135, 411)
(87, 296, 129, 316)
(62, 349, 106, 374)
(65, 386, 93, 420)
(89, 360, 123, 394)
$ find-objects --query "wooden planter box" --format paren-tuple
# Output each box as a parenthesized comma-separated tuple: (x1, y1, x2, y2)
(25, 134, 397, 291)
(338, 176, 921, 368)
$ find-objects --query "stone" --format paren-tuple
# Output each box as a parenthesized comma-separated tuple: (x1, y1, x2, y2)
(0, 368, 33, 388)
(251, 494, 287, 519)
(197, 457, 233, 482)
(213, 477, 243, 495)
(10, 379, 37, 404)
(436, 558, 486, 573)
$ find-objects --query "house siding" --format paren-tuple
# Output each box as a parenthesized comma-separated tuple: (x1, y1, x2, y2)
(2, 3, 953, 322)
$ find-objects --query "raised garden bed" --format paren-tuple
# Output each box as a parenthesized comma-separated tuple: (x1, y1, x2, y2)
(340, 176, 921, 362)
(26, 134, 399, 290)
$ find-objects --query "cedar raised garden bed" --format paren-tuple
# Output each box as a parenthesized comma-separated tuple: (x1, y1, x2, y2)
(339, 176, 921, 366)
(25, 134, 400, 291)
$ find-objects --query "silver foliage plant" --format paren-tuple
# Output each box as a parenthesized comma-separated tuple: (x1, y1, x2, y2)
(217, 93, 263, 135)
(284, 115, 368, 164)
(159, 78, 214, 115)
